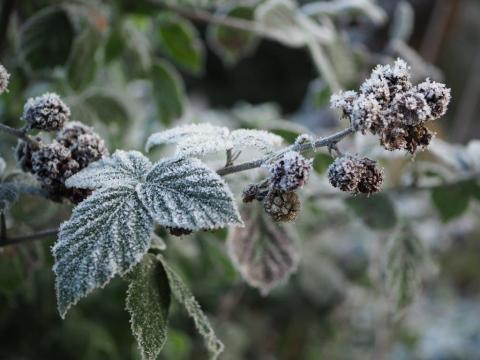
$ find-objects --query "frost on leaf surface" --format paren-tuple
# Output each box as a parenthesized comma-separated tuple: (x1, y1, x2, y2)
(53, 186, 154, 318)
(139, 157, 242, 230)
(158, 256, 224, 360)
(66, 150, 152, 190)
(145, 123, 282, 157)
(227, 206, 299, 295)
(126, 254, 170, 360)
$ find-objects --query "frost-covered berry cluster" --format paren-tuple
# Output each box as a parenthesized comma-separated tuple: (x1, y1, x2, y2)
(22, 93, 71, 132)
(242, 151, 311, 222)
(268, 151, 312, 192)
(15, 97, 108, 203)
(0, 64, 10, 94)
(327, 154, 384, 194)
(331, 59, 451, 154)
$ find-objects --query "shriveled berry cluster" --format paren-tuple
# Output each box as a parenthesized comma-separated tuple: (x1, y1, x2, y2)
(327, 154, 384, 194)
(15, 95, 108, 203)
(331, 59, 451, 154)
(22, 93, 71, 132)
(243, 151, 312, 222)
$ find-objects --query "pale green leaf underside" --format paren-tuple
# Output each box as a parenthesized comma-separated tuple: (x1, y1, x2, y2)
(138, 157, 243, 230)
(53, 186, 154, 318)
(126, 254, 170, 360)
(145, 123, 282, 156)
(158, 256, 224, 359)
(66, 150, 152, 190)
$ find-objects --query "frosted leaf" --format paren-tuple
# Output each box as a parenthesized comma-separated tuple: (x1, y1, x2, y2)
(138, 157, 243, 230)
(227, 207, 299, 294)
(53, 186, 154, 318)
(158, 256, 224, 359)
(66, 150, 152, 190)
(0, 157, 6, 176)
(145, 123, 282, 157)
(230, 129, 283, 152)
(126, 254, 170, 360)
(0, 183, 18, 211)
(385, 224, 426, 310)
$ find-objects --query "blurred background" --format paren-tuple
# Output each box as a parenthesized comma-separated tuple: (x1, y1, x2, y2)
(1, 0, 480, 359)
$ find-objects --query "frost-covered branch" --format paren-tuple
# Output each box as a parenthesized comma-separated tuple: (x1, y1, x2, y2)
(0, 123, 40, 148)
(0, 228, 58, 247)
(217, 127, 354, 176)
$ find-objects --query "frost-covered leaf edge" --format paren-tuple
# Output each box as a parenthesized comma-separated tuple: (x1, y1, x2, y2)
(126, 253, 171, 360)
(158, 255, 225, 359)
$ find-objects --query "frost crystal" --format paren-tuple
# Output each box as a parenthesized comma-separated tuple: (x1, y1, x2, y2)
(330, 58, 450, 154)
(145, 123, 282, 157)
(0, 64, 10, 94)
(268, 151, 312, 192)
(22, 93, 70, 131)
(138, 157, 243, 230)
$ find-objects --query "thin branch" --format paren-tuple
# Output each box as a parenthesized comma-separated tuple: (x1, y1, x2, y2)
(0, 123, 40, 148)
(217, 127, 354, 176)
(0, 212, 6, 242)
(0, 228, 58, 247)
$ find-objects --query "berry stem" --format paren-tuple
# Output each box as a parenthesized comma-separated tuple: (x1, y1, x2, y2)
(0, 123, 40, 148)
(217, 127, 354, 176)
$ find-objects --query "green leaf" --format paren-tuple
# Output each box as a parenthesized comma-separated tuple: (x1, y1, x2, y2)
(312, 153, 332, 174)
(385, 224, 426, 310)
(151, 60, 185, 125)
(67, 25, 103, 91)
(156, 12, 204, 74)
(53, 185, 154, 318)
(158, 256, 224, 359)
(0, 252, 25, 296)
(138, 157, 243, 230)
(207, 6, 258, 66)
(126, 254, 171, 360)
(122, 20, 152, 78)
(105, 21, 125, 63)
(19, 6, 76, 71)
(83, 90, 130, 126)
(269, 128, 301, 144)
(227, 207, 299, 294)
(431, 182, 473, 222)
(345, 193, 397, 230)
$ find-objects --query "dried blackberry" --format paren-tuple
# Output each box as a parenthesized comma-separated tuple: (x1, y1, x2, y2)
(15, 139, 38, 172)
(268, 151, 312, 192)
(416, 79, 451, 119)
(356, 158, 384, 194)
(327, 155, 363, 192)
(56, 122, 109, 168)
(22, 93, 70, 132)
(263, 190, 300, 222)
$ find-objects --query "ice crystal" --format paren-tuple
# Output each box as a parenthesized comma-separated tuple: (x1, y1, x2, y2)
(66, 150, 152, 190)
(145, 123, 282, 157)
(53, 186, 154, 318)
(55, 150, 242, 316)
(138, 157, 243, 230)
